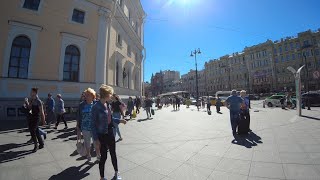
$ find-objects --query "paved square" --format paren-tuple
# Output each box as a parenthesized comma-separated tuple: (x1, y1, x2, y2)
(1, 101, 320, 179)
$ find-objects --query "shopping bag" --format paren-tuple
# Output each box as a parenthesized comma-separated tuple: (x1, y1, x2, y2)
(132, 110, 137, 118)
(151, 109, 155, 115)
(76, 136, 86, 157)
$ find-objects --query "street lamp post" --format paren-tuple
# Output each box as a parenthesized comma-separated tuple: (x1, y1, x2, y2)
(190, 48, 201, 111)
(287, 65, 305, 116)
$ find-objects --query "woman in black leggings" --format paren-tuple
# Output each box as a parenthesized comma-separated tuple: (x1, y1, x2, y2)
(91, 85, 126, 180)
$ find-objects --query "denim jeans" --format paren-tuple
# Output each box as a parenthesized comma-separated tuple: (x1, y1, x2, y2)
(229, 111, 240, 135)
(38, 128, 46, 136)
(113, 112, 122, 138)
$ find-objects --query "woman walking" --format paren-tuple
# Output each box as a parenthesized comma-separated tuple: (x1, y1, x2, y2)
(55, 94, 67, 129)
(111, 94, 125, 141)
(91, 84, 127, 180)
(78, 88, 100, 163)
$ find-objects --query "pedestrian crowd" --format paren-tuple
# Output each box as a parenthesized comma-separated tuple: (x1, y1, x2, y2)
(21, 85, 155, 180)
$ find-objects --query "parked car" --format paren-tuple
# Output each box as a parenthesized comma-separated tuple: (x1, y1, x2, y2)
(302, 93, 320, 107)
(248, 94, 260, 100)
(264, 95, 285, 107)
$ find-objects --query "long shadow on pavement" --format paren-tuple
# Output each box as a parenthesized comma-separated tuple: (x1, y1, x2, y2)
(51, 127, 77, 142)
(49, 162, 96, 180)
(0, 142, 34, 164)
(301, 115, 320, 121)
(232, 131, 263, 148)
(137, 118, 153, 122)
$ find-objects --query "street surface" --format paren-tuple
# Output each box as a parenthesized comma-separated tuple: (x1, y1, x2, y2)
(1, 101, 320, 180)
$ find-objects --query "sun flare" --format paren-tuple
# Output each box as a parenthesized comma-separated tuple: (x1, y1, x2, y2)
(166, 0, 196, 7)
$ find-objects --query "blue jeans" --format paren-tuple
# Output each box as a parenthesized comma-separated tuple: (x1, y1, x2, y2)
(38, 128, 46, 136)
(230, 111, 240, 135)
(112, 112, 122, 138)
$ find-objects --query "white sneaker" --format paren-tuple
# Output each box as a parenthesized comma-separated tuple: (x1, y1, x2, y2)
(87, 157, 93, 164)
(114, 172, 122, 180)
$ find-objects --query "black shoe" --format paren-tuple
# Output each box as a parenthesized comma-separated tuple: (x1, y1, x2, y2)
(64, 126, 68, 130)
(39, 144, 44, 149)
(33, 146, 39, 152)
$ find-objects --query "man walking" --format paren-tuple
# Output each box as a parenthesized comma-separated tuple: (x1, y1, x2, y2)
(26, 87, 46, 152)
(144, 96, 154, 119)
(45, 93, 55, 128)
(225, 90, 243, 138)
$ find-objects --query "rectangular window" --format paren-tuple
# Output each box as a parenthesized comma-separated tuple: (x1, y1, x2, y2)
(290, 42, 294, 50)
(305, 50, 310, 57)
(315, 49, 320, 56)
(292, 54, 295, 60)
(279, 46, 282, 53)
(118, 0, 123, 6)
(117, 34, 122, 46)
(127, 45, 131, 57)
(303, 40, 309, 46)
(23, 0, 40, 11)
(286, 55, 290, 61)
(281, 56, 284, 62)
(285, 44, 288, 51)
(72, 9, 85, 24)
(296, 42, 300, 49)
(274, 48, 277, 54)
(7, 108, 16, 117)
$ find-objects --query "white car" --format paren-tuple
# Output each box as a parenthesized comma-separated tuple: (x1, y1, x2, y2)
(264, 95, 285, 107)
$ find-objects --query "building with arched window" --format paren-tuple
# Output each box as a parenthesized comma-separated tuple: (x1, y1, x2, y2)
(0, 0, 145, 120)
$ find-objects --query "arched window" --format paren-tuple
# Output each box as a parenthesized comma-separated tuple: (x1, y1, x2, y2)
(8, 36, 31, 78)
(63, 45, 80, 82)
(116, 62, 119, 86)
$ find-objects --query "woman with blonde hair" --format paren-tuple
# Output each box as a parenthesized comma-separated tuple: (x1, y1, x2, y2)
(92, 84, 126, 180)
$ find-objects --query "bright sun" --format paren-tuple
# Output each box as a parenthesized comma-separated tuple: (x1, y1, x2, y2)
(167, 0, 195, 7)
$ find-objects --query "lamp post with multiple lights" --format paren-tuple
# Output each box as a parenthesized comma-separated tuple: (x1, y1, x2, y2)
(190, 48, 201, 111)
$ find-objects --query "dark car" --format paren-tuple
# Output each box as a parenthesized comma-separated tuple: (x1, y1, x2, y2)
(248, 94, 260, 100)
(302, 93, 320, 107)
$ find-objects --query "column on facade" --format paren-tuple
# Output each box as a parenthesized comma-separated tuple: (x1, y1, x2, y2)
(95, 8, 111, 88)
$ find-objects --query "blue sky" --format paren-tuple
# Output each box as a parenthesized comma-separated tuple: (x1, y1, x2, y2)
(141, 0, 320, 83)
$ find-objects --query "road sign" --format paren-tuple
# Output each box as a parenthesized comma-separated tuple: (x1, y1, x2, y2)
(313, 71, 320, 79)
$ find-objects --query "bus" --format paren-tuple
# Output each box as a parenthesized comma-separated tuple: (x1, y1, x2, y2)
(215, 91, 240, 104)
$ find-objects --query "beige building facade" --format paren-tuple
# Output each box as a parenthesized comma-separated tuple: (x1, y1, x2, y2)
(204, 29, 320, 95)
(181, 69, 206, 97)
(0, 0, 145, 120)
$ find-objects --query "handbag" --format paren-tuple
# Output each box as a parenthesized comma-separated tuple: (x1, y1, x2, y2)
(76, 135, 86, 157)
(132, 109, 137, 118)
